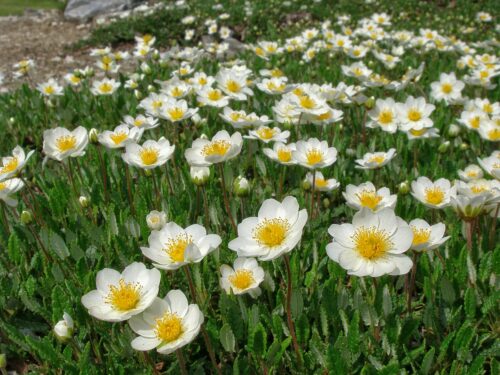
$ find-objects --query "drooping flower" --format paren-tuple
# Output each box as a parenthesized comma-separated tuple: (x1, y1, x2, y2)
(0, 178, 24, 207)
(81, 262, 161, 322)
(326, 208, 413, 277)
(129, 290, 204, 354)
(228, 196, 308, 261)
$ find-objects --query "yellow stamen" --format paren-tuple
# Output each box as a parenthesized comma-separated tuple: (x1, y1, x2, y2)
(256, 127, 276, 140)
(164, 233, 192, 263)
(353, 226, 392, 260)
(56, 135, 77, 152)
(0, 157, 19, 175)
(253, 218, 290, 247)
(106, 279, 142, 311)
(155, 313, 183, 343)
(226, 80, 241, 93)
(425, 187, 445, 205)
(277, 148, 292, 163)
(229, 269, 255, 290)
(407, 109, 422, 122)
(167, 107, 185, 121)
(378, 110, 393, 125)
(201, 140, 231, 157)
(306, 149, 323, 166)
(139, 147, 159, 166)
(411, 227, 431, 247)
(356, 190, 382, 210)
(110, 132, 128, 145)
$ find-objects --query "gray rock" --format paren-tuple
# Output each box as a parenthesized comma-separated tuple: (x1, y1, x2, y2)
(64, 0, 144, 22)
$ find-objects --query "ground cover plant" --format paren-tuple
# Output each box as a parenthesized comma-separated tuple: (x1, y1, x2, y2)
(0, 0, 499, 374)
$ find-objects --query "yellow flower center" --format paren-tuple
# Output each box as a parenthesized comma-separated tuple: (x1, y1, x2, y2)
(316, 111, 332, 121)
(483, 103, 492, 114)
(226, 80, 241, 93)
(315, 178, 328, 188)
(299, 95, 316, 109)
(292, 87, 303, 96)
(411, 227, 431, 247)
(110, 132, 128, 145)
(479, 70, 489, 79)
(253, 218, 290, 247)
(98, 83, 113, 94)
(271, 69, 283, 77)
(0, 157, 19, 175)
(0, 182, 5, 190)
(139, 147, 159, 166)
(470, 184, 488, 194)
(230, 112, 243, 121)
(378, 110, 393, 125)
(369, 155, 385, 164)
(353, 227, 392, 260)
(441, 83, 453, 94)
(134, 119, 145, 127)
(229, 269, 255, 290)
(155, 313, 183, 343)
(142, 34, 153, 44)
(56, 135, 77, 152)
(410, 128, 428, 136)
(425, 187, 445, 205)
(256, 127, 276, 140)
(198, 77, 207, 85)
(356, 190, 382, 210)
(202, 140, 231, 157)
(152, 100, 163, 110)
(170, 87, 184, 98)
(306, 148, 323, 166)
(407, 108, 422, 122)
(277, 148, 292, 163)
(44, 86, 55, 95)
(164, 233, 192, 263)
(487, 129, 500, 141)
(106, 279, 142, 311)
(167, 107, 185, 121)
(207, 89, 223, 101)
(470, 116, 481, 129)
(70, 76, 81, 84)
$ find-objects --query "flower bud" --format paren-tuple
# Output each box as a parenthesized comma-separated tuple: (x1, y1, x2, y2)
(20, 210, 33, 225)
(134, 89, 142, 100)
(144, 169, 153, 177)
(323, 198, 330, 208)
(146, 210, 167, 230)
(8, 117, 15, 125)
(152, 50, 160, 61)
(89, 128, 99, 144)
(141, 62, 152, 74)
(79, 196, 89, 208)
(54, 313, 74, 343)
(147, 85, 156, 93)
(438, 141, 450, 153)
(233, 176, 249, 197)
(364, 96, 375, 110)
(398, 180, 410, 195)
(302, 178, 311, 191)
(460, 142, 469, 151)
(448, 124, 460, 137)
(190, 166, 210, 186)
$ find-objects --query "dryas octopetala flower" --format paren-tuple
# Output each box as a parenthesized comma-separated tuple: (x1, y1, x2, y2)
(81, 262, 161, 322)
(262, 142, 297, 166)
(245, 126, 290, 144)
(396, 96, 435, 131)
(408, 219, 450, 252)
(343, 182, 397, 211)
(430, 72, 464, 104)
(43, 126, 89, 161)
(91, 78, 121, 95)
(478, 151, 500, 180)
(0, 178, 24, 207)
(54, 312, 74, 342)
(305, 171, 340, 192)
(129, 289, 203, 354)
(185, 130, 243, 167)
(98, 125, 143, 149)
(367, 98, 398, 133)
(196, 87, 230, 108)
(220, 257, 264, 298)
(355, 148, 396, 169)
(123, 115, 159, 130)
(228, 196, 308, 261)
(122, 137, 175, 169)
(411, 177, 453, 209)
(326, 208, 413, 277)
(146, 210, 167, 230)
(159, 98, 198, 123)
(458, 164, 484, 182)
(0, 146, 34, 181)
(292, 138, 337, 169)
(141, 222, 222, 270)
(37, 78, 63, 97)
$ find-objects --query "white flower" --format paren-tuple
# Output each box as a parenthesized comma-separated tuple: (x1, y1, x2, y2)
(220, 257, 264, 297)
(123, 115, 159, 130)
(98, 125, 143, 149)
(367, 98, 398, 133)
(141, 222, 222, 270)
(343, 182, 397, 211)
(0, 178, 24, 207)
(478, 121, 500, 142)
(355, 149, 396, 169)
(81, 262, 161, 322)
(129, 290, 204, 354)
(305, 171, 340, 192)
(91, 78, 121, 95)
(54, 312, 74, 342)
(216, 69, 253, 101)
(292, 138, 337, 169)
(185, 131, 243, 167)
(256, 77, 292, 95)
(245, 126, 290, 144)
(326, 208, 413, 277)
(396, 96, 435, 131)
(190, 166, 210, 185)
(43, 126, 88, 161)
(408, 219, 449, 252)
(478, 151, 500, 180)
(411, 177, 453, 209)
(0, 146, 34, 181)
(159, 98, 198, 123)
(262, 142, 297, 166)
(146, 210, 167, 230)
(37, 79, 63, 97)
(228, 196, 308, 261)
(430, 72, 464, 104)
(458, 164, 484, 182)
(196, 87, 230, 108)
(122, 137, 175, 169)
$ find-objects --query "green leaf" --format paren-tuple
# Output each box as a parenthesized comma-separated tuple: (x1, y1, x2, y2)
(420, 347, 435, 375)
(464, 287, 476, 319)
(247, 323, 267, 358)
(220, 323, 236, 353)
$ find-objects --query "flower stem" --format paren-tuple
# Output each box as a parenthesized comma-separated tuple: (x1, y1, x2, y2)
(278, 166, 286, 199)
(489, 203, 499, 250)
(407, 252, 419, 314)
(95, 145, 109, 203)
(183, 266, 221, 375)
(124, 165, 136, 217)
(217, 163, 237, 233)
(283, 254, 302, 367)
(310, 170, 316, 220)
(176, 349, 188, 375)
(465, 220, 473, 252)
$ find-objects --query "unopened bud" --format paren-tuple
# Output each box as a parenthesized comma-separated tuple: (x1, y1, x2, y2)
(448, 124, 460, 137)
(20, 210, 33, 225)
(345, 148, 356, 157)
(54, 313, 74, 343)
(438, 141, 450, 153)
(146, 210, 167, 230)
(134, 89, 142, 100)
(233, 176, 250, 197)
(141, 62, 152, 74)
(364, 96, 375, 110)
(398, 181, 410, 195)
(460, 142, 469, 151)
(190, 166, 210, 186)
(79, 196, 89, 208)
(144, 169, 153, 177)
(302, 179, 311, 191)
(147, 85, 156, 93)
(89, 128, 99, 144)
(323, 198, 330, 208)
